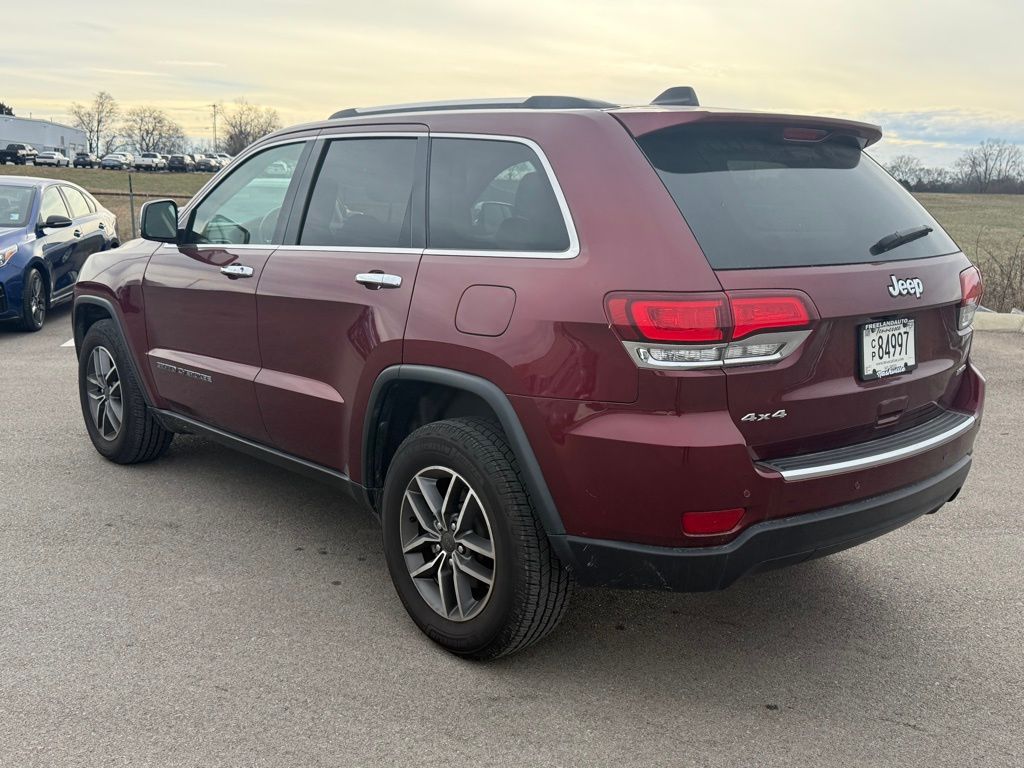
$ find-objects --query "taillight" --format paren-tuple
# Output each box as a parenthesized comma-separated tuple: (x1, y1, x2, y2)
(606, 295, 728, 343)
(731, 294, 811, 340)
(605, 291, 816, 369)
(959, 266, 983, 330)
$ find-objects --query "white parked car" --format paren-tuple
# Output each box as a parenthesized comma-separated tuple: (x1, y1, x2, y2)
(135, 152, 167, 171)
(34, 151, 70, 167)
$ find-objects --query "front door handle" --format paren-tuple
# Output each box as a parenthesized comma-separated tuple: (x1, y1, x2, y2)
(221, 264, 254, 279)
(355, 272, 402, 289)
(73, 229, 82, 238)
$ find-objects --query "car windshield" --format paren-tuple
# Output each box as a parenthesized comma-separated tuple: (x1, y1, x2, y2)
(635, 123, 959, 268)
(0, 185, 35, 228)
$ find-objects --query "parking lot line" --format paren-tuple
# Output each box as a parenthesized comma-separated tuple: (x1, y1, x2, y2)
(61, 338, 75, 347)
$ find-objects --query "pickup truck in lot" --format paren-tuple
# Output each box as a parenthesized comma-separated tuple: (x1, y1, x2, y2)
(135, 152, 166, 171)
(0, 143, 38, 164)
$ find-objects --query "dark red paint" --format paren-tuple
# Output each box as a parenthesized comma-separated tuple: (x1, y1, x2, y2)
(74, 104, 985, 556)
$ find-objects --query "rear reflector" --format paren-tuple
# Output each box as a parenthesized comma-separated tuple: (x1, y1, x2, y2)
(681, 508, 745, 536)
(959, 265, 983, 330)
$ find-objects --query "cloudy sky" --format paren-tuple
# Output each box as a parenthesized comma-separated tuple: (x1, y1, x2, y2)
(3, 0, 1022, 166)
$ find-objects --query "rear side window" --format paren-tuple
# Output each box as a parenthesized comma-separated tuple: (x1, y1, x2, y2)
(299, 138, 418, 248)
(428, 138, 569, 253)
(636, 124, 958, 269)
(61, 186, 92, 218)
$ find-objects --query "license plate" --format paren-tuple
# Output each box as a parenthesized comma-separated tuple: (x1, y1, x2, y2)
(861, 318, 916, 380)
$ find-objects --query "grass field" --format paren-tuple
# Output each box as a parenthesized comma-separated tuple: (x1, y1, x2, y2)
(915, 193, 1024, 311)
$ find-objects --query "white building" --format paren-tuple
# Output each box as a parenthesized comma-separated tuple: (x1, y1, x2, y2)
(0, 115, 88, 156)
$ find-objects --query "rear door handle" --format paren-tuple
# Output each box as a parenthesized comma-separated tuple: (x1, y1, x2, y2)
(355, 272, 402, 289)
(221, 264, 254, 279)
(73, 229, 82, 238)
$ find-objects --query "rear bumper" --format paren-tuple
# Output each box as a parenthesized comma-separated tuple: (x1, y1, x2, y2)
(558, 454, 971, 591)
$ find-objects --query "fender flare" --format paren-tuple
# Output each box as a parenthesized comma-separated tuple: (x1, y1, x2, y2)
(363, 365, 567, 540)
(73, 294, 155, 407)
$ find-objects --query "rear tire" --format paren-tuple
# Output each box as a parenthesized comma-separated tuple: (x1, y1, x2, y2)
(381, 418, 573, 660)
(78, 319, 173, 464)
(17, 268, 47, 332)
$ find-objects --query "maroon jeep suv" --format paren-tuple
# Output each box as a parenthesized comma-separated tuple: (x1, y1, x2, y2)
(73, 87, 985, 659)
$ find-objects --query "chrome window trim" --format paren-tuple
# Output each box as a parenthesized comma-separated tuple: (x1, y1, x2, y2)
(278, 245, 424, 254)
(172, 131, 578, 258)
(424, 133, 580, 260)
(762, 414, 976, 482)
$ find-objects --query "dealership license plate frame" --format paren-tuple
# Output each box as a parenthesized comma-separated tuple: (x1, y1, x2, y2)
(860, 317, 917, 381)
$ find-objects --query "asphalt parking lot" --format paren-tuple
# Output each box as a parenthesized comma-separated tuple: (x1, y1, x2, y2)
(1, 309, 1022, 768)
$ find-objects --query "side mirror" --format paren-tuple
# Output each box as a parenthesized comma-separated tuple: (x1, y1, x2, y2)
(140, 199, 180, 243)
(43, 214, 73, 229)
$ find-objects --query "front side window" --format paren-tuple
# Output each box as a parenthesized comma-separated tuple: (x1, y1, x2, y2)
(298, 138, 419, 248)
(428, 138, 569, 253)
(187, 142, 305, 245)
(39, 187, 69, 223)
(61, 186, 92, 219)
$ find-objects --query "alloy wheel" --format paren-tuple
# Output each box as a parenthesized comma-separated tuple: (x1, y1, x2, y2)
(85, 346, 124, 441)
(400, 466, 496, 622)
(28, 272, 45, 327)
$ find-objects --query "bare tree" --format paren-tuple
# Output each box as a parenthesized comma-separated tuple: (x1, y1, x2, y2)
(221, 99, 281, 155)
(884, 155, 925, 187)
(121, 106, 187, 154)
(69, 91, 120, 155)
(955, 139, 1024, 193)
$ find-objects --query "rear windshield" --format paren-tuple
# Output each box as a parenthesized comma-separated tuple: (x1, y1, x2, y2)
(636, 124, 958, 269)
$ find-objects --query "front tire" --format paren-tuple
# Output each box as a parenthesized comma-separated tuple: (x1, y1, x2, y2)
(381, 418, 572, 660)
(17, 268, 47, 331)
(78, 319, 174, 464)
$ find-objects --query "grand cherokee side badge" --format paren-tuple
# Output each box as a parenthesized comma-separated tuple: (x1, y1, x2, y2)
(155, 361, 213, 383)
(888, 275, 924, 298)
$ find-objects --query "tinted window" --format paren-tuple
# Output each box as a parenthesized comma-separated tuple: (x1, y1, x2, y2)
(636, 124, 958, 269)
(428, 138, 569, 252)
(188, 142, 304, 245)
(39, 186, 69, 222)
(62, 186, 92, 218)
(299, 138, 418, 248)
(0, 185, 34, 228)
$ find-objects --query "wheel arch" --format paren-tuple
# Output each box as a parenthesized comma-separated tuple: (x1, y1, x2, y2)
(24, 258, 51, 303)
(362, 365, 566, 540)
(73, 294, 154, 407)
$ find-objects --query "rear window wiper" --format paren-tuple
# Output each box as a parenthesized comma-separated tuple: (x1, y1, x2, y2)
(870, 224, 933, 256)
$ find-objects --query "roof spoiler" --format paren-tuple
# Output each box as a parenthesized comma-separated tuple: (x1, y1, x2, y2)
(651, 87, 700, 107)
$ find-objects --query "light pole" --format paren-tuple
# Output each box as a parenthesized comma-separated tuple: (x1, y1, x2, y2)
(210, 103, 220, 152)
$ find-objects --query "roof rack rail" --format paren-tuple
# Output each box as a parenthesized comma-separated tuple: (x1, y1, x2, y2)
(329, 95, 619, 120)
(651, 86, 700, 107)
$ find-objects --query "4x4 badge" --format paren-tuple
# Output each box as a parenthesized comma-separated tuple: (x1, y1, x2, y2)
(888, 275, 924, 298)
